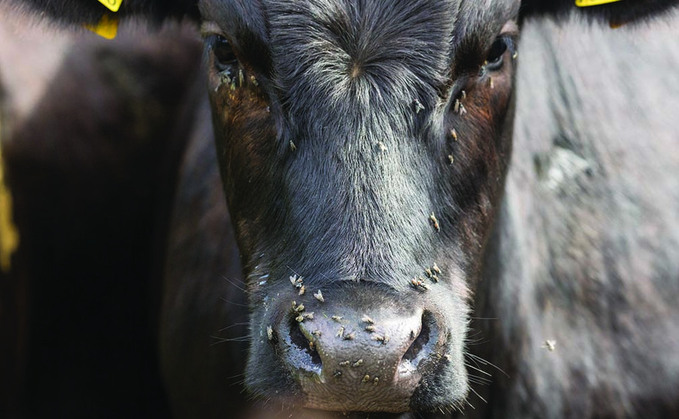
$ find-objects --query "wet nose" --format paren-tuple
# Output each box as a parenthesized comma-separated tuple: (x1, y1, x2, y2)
(278, 302, 440, 412)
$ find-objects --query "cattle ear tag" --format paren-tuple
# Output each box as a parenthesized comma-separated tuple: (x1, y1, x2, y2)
(87, 0, 121, 39)
(575, 0, 623, 6)
(0, 124, 19, 273)
(97, 0, 123, 13)
(85, 14, 119, 39)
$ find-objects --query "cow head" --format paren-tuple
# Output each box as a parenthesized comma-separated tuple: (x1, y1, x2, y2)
(202, 0, 518, 413)
(7, 0, 678, 415)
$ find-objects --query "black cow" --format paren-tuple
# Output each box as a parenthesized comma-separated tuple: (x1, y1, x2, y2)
(0, 18, 205, 418)
(1, 0, 679, 418)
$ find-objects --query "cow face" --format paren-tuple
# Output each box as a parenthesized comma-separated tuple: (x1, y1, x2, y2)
(200, 0, 520, 413)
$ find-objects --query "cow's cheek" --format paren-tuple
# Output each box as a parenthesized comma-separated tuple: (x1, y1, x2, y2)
(438, 67, 515, 284)
(209, 71, 276, 198)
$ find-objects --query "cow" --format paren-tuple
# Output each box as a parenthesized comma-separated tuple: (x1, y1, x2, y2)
(0, 18, 203, 418)
(1, 0, 679, 418)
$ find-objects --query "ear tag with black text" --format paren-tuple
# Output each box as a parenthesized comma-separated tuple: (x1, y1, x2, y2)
(97, 0, 122, 13)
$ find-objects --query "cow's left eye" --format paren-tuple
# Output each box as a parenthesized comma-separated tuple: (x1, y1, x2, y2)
(208, 34, 238, 71)
(484, 36, 513, 72)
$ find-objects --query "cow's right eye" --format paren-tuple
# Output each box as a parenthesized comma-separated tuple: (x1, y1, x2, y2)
(209, 35, 238, 71)
(484, 36, 511, 72)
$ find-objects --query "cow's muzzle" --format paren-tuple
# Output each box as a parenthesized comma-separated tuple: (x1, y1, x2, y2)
(272, 284, 456, 412)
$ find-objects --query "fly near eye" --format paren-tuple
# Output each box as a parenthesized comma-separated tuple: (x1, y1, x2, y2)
(209, 34, 238, 71)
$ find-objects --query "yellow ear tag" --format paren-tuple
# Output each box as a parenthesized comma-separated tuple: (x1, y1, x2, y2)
(0, 119, 19, 273)
(97, 0, 123, 13)
(575, 0, 623, 6)
(86, 14, 119, 39)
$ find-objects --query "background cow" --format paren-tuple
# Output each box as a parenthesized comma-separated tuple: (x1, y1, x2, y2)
(1, 1, 678, 418)
(0, 16, 202, 418)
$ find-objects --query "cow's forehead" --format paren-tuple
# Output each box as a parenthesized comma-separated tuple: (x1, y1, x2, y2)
(199, 0, 520, 53)
(200, 0, 519, 123)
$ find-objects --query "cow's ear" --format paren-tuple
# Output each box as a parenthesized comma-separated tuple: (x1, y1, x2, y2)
(3, 0, 199, 26)
(520, 0, 679, 25)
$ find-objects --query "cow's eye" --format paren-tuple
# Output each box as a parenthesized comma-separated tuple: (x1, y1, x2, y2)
(484, 36, 512, 72)
(209, 34, 238, 71)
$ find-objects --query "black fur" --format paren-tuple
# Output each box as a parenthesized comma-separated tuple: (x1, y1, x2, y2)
(5, 0, 678, 25)
(2, 0, 679, 418)
(2, 21, 203, 418)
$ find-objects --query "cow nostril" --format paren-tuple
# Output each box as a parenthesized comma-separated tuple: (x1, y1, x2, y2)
(401, 311, 437, 373)
(403, 314, 431, 363)
(287, 318, 323, 373)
